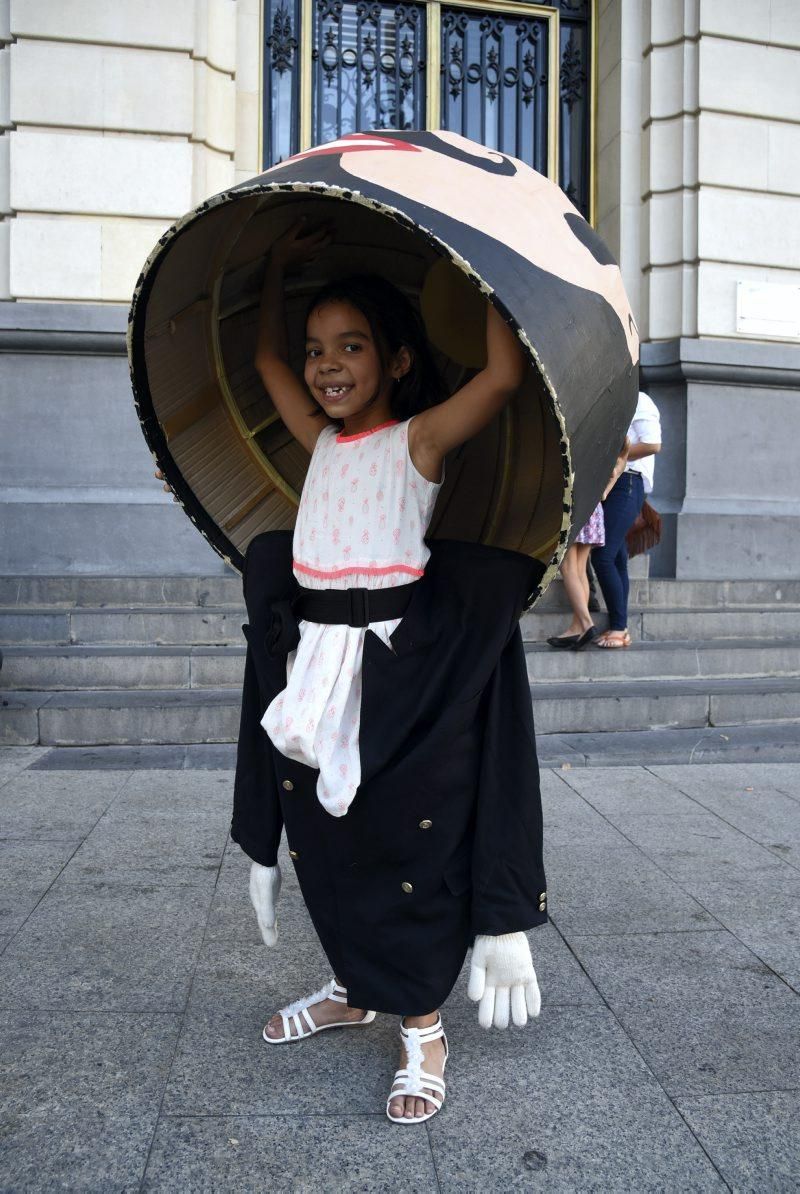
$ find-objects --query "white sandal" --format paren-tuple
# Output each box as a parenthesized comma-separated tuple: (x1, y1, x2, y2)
(262, 979, 376, 1044)
(386, 1014, 449, 1124)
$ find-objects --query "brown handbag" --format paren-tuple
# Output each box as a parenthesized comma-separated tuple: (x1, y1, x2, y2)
(626, 499, 662, 558)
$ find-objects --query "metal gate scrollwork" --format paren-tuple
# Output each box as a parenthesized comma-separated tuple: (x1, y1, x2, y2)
(262, 0, 594, 220)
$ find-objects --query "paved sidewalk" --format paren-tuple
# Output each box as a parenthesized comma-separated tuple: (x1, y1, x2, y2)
(1, 748, 799, 1191)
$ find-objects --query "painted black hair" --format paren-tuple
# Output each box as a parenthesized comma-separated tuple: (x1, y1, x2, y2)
(305, 273, 448, 421)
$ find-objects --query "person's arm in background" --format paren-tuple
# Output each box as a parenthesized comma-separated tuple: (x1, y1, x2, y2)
(628, 394, 662, 464)
(627, 440, 660, 462)
(603, 436, 631, 500)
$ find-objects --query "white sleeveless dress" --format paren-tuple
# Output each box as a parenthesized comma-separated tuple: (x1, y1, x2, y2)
(261, 418, 442, 818)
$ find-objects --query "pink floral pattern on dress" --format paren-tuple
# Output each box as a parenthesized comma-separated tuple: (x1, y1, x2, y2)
(261, 419, 443, 819)
(575, 503, 605, 546)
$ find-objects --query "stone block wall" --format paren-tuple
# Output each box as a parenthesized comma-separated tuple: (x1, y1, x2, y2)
(0, 0, 261, 303)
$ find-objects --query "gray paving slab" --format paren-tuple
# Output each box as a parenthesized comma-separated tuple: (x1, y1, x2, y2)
(605, 810, 795, 888)
(0, 769, 129, 841)
(424, 1005, 727, 1193)
(617, 992, 800, 1097)
(141, 1115, 439, 1193)
(0, 838, 78, 933)
(677, 1091, 800, 1194)
(0, 1008, 180, 1192)
(685, 871, 800, 981)
(0, 762, 798, 1187)
(561, 764, 702, 816)
(0, 880, 213, 1012)
(545, 841, 718, 936)
(567, 929, 786, 1011)
(651, 761, 800, 801)
(650, 765, 800, 869)
(428, 1088, 724, 1193)
(0, 745, 48, 778)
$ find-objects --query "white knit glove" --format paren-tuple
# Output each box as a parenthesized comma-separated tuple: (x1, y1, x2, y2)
(249, 862, 282, 947)
(467, 932, 541, 1028)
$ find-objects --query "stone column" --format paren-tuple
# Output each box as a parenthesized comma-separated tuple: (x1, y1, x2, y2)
(636, 0, 800, 578)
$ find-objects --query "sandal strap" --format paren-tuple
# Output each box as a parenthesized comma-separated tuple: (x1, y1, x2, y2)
(329, 983, 348, 1004)
(400, 1015, 444, 1045)
(391, 1069, 446, 1095)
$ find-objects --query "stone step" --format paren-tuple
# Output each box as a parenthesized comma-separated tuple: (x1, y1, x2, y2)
(0, 607, 247, 646)
(525, 639, 800, 683)
(4, 676, 800, 746)
(3, 638, 800, 691)
(0, 575, 243, 609)
(521, 607, 800, 642)
(5, 602, 800, 647)
(2, 574, 800, 611)
(0, 645, 246, 690)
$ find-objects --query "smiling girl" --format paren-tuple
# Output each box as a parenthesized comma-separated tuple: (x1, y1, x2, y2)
(241, 218, 544, 1125)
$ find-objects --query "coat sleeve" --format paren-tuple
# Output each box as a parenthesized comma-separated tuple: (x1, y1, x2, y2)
(470, 622, 548, 936)
(230, 536, 287, 867)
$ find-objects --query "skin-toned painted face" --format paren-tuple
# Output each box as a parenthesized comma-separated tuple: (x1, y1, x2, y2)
(304, 300, 407, 428)
(315, 131, 639, 366)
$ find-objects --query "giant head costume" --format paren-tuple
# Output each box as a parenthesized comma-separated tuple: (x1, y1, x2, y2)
(128, 130, 639, 605)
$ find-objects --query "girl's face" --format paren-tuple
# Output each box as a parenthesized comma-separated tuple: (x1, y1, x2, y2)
(304, 299, 407, 422)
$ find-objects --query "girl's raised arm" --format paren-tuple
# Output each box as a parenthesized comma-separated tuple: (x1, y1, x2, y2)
(254, 222, 334, 455)
(409, 303, 527, 483)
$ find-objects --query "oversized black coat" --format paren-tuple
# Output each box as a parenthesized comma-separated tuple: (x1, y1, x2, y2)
(231, 530, 548, 1014)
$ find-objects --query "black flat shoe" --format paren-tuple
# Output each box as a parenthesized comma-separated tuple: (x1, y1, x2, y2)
(572, 626, 598, 650)
(547, 634, 581, 648)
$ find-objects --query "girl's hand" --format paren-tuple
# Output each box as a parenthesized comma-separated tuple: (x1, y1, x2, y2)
(269, 218, 333, 272)
(155, 467, 178, 503)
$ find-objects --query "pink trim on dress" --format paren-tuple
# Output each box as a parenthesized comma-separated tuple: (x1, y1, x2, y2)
(336, 420, 398, 443)
(294, 559, 424, 580)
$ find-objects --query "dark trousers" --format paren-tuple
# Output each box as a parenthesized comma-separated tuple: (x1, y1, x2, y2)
(591, 471, 645, 631)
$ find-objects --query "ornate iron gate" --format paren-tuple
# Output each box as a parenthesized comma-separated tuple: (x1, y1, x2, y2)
(261, 0, 593, 218)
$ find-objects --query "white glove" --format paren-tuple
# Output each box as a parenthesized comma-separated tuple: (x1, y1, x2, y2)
(249, 862, 282, 947)
(467, 932, 541, 1028)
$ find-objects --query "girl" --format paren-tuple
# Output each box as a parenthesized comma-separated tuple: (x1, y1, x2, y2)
(233, 218, 546, 1125)
(547, 439, 630, 651)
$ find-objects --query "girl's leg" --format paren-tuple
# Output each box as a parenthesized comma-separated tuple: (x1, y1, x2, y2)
(562, 544, 593, 633)
(554, 545, 593, 637)
(387, 1011, 447, 1121)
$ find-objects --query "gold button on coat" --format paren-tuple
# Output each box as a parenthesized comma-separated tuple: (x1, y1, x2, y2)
(539, 891, 547, 901)
(419, 819, 432, 830)
(538, 901, 547, 912)
(282, 779, 294, 791)
(401, 881, 414, 893)
(289, 850, 299, 859)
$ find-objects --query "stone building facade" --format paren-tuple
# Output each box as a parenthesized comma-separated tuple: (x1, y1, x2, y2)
(1, 0, 799, 576)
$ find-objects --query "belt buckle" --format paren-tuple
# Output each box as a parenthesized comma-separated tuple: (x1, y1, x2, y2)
(348, 587, 370, 627)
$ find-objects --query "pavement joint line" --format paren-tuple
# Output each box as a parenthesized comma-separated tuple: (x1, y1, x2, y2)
(548, 919, 733, 1188)
(135, 836, 231, 1193)
(0, 768, 136, 955)
(558, 768, 800, 992)
(641, 763, 800, 877)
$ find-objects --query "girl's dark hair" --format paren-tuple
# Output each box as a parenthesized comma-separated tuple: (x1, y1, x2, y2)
(305, 273, 448, 420)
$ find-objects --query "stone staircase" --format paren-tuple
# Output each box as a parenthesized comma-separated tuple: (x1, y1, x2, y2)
(2, 574, 800, 749)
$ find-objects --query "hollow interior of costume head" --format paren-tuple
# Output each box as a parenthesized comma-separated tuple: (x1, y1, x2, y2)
(140, 190, 566, 570)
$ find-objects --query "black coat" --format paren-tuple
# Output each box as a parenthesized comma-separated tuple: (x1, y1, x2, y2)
(231, 531, 548, 1014)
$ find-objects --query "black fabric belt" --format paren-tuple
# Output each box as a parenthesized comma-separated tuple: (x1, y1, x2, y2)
(265, 582, 417, 657)
(296, 582, 417, 627)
